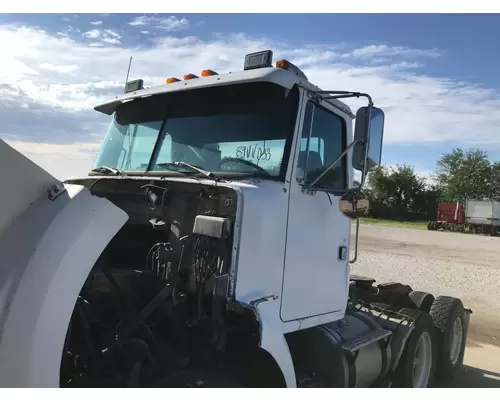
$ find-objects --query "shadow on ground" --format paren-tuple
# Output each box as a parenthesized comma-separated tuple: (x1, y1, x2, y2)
(438, 365, 500, 388)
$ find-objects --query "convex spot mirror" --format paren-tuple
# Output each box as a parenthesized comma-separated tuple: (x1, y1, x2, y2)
(339, 190, 370, 220)
(352, 106, 385, 172)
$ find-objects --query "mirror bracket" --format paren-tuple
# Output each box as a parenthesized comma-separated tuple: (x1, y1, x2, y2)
(315, 91, 374, 109)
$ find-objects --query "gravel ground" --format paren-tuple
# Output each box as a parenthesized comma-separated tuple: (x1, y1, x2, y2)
(351, 224, 500, 387)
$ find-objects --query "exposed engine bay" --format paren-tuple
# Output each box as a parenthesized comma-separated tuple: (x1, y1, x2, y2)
(59, 178, 262, 387)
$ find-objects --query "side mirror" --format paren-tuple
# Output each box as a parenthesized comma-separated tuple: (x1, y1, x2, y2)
(352, 106, 385, 172)
(339, 190, 370, 220)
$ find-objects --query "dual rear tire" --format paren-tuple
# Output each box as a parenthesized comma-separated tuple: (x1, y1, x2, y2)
(429, 296, 467, 381)
(391, 295, 467, 387)
(393, 308, 437, 388)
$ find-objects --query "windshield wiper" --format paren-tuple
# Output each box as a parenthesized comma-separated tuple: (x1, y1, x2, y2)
(91, 166, 123, 176)
(156, 162, 223, 182)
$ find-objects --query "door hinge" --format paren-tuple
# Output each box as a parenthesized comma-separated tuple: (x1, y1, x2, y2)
(48, 184, 66, 201)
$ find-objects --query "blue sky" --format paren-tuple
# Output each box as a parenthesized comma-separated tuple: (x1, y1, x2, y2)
(1, 13, 500, 180)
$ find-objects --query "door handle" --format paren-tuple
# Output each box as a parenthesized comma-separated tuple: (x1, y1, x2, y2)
(338, 246, 347, 260)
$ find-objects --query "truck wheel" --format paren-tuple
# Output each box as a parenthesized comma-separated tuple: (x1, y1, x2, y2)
(393, 308, 437, 388)
(153, 369, 243, 388)
(409, 291, 435, 313)
(429, 296, 467, 381)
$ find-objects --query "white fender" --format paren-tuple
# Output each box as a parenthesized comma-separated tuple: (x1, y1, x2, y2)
(0, 184, 128, 387)
(257, 304, 297, 388)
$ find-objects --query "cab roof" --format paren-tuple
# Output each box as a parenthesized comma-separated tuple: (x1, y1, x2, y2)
(94, 66, 354, 118)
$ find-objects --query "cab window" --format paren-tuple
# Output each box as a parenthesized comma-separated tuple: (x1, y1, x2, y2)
(296, 102, 346, 190)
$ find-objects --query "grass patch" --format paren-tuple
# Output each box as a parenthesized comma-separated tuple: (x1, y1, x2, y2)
(353, 217, 428, 230)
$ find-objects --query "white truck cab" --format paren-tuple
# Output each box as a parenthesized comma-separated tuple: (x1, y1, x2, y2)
(0, 51, 469, 388)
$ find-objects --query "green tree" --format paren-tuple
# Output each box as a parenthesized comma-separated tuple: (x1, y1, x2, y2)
(366, 164, 429, 219)
(435, 148, 491, 203)
(413, 184, 442, 218)
(488, 162, 500, 200)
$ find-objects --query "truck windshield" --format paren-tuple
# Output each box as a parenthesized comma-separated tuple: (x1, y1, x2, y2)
(93, 82, 299, 179)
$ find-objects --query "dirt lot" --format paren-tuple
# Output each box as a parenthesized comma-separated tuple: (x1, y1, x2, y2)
(352, 224, 500, 387)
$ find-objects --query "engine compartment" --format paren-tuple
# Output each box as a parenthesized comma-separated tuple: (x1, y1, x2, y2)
(59, 178, 259, 387)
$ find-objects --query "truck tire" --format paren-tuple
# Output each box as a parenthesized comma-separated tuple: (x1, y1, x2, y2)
(409, 291, 435, 313)
(392, 308, 437, 388)
(429, 296, 467, 381)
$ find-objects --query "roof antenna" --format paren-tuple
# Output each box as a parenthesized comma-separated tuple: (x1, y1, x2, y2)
(124, 56, 132, 93)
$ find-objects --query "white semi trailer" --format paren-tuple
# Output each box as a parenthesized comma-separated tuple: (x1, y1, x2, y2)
(0, 50, 470, 388)
(465, 199, 500, 236)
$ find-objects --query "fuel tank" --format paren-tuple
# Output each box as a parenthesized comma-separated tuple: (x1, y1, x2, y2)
(285, 310, 393, 388)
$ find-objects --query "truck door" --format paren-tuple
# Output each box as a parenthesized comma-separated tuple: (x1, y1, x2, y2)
(280, 100, 351, 322)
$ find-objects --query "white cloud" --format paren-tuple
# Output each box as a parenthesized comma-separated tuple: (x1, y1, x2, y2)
(128, 15, 190, 32)
(0, 23, 499, 179)
(82, 28, 121, 45)
(90, 21, 103, 26)
(82, 29, 100, 39)
(39, 63, 79, 73)
(344, 44, 441, 59)
(104, 29, 121, 39)
(101, 37, 120, 45)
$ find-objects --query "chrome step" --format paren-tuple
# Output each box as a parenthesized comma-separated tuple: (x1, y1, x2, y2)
(341, 329, 392, 353)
